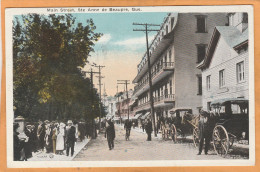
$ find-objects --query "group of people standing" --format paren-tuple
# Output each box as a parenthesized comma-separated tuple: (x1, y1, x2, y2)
(13, 119, 95, 161)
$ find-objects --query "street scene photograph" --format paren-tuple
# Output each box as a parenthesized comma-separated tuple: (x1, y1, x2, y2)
(5, 6, 254, 167)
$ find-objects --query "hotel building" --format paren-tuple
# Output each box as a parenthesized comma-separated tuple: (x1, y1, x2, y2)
(132, 13, 228, 121)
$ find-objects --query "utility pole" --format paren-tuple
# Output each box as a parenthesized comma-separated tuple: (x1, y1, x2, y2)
(93, 65, 105, 130)
(85, 68, 100, 139)
(116, 85, 122, 124)
(117, 80, 130, 120)
(133, 22, 160, 137)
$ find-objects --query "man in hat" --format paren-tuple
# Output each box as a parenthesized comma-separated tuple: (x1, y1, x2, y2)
(37, 121, 45, 152)
(65, 120, 76, 156)
(105, 120, 115, 150)
(124, 119, 132, 139)
(13, 123, 22, 161)
(145, 119, 153, 141)
(197, 110, 211, 155)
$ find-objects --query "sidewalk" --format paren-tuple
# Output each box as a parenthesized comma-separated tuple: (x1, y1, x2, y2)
(28, 138, 90, 161)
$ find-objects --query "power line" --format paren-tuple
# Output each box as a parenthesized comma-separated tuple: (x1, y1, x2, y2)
(117, 80, 130, 120)
(133, 22, 160, 137)
(93, 65, 105, 130)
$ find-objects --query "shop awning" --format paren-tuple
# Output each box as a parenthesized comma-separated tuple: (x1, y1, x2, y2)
(141, 112, 151, 120)
(132, 113, 143, 120)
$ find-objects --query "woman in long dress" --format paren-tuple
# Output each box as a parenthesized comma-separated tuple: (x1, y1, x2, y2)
(56, 123, 65, 155)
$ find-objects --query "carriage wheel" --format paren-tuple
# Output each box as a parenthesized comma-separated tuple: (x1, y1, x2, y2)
(171, 124, 177, 143)
(212, 125, 229, 156)
(193, 127, 199, 147)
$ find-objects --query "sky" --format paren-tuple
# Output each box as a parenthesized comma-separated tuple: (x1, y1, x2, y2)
(15, 12, 168, 97)
(73, 12, 168, 96)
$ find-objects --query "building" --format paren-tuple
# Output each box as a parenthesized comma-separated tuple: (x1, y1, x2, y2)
(197, 12, 249, 110)
(102, 96, 117, 120)
(132, 13, 228, 122)
(115, 89, 134, 121)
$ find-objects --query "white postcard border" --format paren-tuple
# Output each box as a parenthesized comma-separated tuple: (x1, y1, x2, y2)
(5, 5, 255, 168)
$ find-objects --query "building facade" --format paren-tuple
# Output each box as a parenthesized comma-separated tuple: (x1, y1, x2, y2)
(115, 89, 134, 121)
(102, 95, 117, 120)
(197, 12, 249, 110)
(132, 13, 228, 122)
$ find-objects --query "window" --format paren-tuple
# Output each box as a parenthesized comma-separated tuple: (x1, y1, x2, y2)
(242, 13, 248, 23)
(197, 75, 202, 95)
(171, 17, 175, 30)
(164, 83, 168, 97)
(169, 80, 173, 94)
(237, 61, 245, 83)
(196, 15, 207, 33)
(166, 25, 168, 34)
(206, 75, 211, 91)
(164, 55, 167, 62)
(207, 102, 211, 111)
(219, 69, 225, 88)
(197, 44, 207, 63)
(168, 50, 172, 63)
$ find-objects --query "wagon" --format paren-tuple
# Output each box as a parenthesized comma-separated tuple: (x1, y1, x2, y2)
(167, 108, 200, 146)
(210, 98, 249, 156)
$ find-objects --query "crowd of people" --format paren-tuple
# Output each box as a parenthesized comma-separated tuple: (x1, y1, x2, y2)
(13, 119, 97, 161)
(13, 110, 215, 160)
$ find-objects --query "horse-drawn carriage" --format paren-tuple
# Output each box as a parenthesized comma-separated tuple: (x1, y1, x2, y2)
(161, 108, 200, 147)
(210, 98, 249, 156)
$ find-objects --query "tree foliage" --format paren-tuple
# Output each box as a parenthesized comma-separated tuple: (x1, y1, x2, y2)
(13, 14, 105, 121)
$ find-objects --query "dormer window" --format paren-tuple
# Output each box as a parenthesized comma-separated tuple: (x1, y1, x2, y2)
(242, 13, 248, 23)
(196, 15, 207, 33)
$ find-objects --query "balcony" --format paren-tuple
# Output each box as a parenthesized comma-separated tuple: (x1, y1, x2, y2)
(154, 94, 175, 108)
(134, 94, 175, 112)
(133, 62, 174, 97)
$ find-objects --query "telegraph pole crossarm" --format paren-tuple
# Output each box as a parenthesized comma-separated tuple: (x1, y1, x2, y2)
(133, 22, 160, 137)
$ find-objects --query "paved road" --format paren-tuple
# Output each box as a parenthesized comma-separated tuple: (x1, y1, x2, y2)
(74, 124, 227, 161)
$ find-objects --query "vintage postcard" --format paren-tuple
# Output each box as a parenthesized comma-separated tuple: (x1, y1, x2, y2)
(5, 5, 254, 168)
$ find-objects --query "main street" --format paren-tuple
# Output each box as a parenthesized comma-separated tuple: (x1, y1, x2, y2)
(74, 124, 225, 161)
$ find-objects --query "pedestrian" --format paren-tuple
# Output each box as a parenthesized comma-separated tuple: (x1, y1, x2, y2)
(105, 120, 115, 150)
(145, 119, 153, 141)
(24, 125, 33, 159)
(156, 120, 161, 134)
(44, 123, 52, 153)
(37, 121, 45, 152)
(30, 125, 38, 153)
(65, 120, 76, 156)
(13, 123, 23, 161)
(197, 110, 211, 155)
(124, 119, 132, 137)
(52, 123, 58, 154)
(141, 121, 145, 132)
(56, 122, 65, 155)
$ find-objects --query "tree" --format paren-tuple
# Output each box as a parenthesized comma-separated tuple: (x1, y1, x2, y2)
(13, 14, 103, 121)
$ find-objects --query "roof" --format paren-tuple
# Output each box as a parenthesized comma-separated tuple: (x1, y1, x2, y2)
(210, 98, 248, 106)
(132, 13, 178, 83)
(197, 26, 249, 70)
(169, 107, 192, 112)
